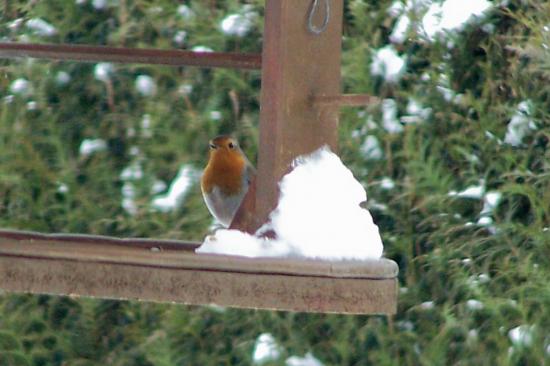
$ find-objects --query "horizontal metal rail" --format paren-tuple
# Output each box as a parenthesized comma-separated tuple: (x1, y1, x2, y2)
(0, 42, 262, 70)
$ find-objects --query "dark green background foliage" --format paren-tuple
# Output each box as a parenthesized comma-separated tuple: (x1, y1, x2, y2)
(1, 0, 549, 365)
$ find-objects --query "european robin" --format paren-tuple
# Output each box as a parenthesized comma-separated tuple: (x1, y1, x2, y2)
(201, 135, 255, 227)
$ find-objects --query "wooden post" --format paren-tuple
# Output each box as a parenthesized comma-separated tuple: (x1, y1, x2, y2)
(254, 0, 343, 228)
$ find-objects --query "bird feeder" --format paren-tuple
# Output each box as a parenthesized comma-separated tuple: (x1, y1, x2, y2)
(0, 0, 398, 314)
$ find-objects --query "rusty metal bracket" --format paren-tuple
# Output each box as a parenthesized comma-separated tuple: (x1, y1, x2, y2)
(312, 94, 380, 108)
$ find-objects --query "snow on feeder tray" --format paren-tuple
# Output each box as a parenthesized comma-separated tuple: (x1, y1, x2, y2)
(0, 148, 397, 314)
(0, 231, 397, 314)
(0, 0, 398, 314)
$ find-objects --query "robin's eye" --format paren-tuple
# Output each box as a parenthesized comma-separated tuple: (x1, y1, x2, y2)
(209, 143, 217, 149)
(228, 142, 235, 149)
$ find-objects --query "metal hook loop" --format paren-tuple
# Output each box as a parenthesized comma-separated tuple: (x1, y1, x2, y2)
(307, 0, 330, 35)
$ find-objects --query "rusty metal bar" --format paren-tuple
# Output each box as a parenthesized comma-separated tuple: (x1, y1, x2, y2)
(0, 229, 399, 314)
(313, 94, 380, 107)
(0, 42, 262, 70)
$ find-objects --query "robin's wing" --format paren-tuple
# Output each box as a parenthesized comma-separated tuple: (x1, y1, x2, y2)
(244, 162, 256, 185)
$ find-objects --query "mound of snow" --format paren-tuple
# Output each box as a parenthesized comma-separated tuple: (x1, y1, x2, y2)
(197, 147, 383, 260)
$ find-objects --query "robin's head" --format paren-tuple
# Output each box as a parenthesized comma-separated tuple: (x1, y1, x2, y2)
(209, 135, 239, 152)
(207, 135, 244, 162)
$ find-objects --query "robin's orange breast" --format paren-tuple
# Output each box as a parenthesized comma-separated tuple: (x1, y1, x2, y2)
(201, 151, 246, 196)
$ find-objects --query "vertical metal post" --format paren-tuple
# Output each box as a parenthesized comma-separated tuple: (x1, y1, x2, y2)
(255, 0, 343, 228)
